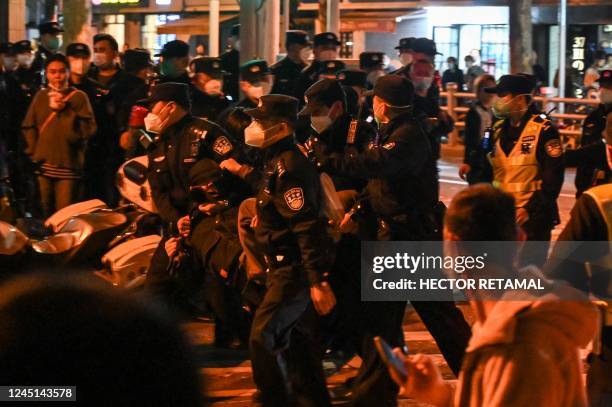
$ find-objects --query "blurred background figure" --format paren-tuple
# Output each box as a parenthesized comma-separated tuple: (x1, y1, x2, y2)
(464, 54, 485, 92)
(459, 74, 496, 184)
(195, 42, 207, 57)
(271, 30, 312, 96)
(442, 56, 464, 91)
(32, 21, 63, 73)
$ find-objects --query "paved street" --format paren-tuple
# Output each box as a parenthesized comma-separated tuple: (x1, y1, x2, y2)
(190, 150, 580, 406)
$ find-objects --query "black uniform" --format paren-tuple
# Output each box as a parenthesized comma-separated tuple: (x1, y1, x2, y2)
(294, 60, 325, 102)
(114, 73, 150, 134)
(146, 114, 238, 298)
(327, 109, 470, 405)
(31, 45, 53, 75)
(220, 48, 240, 101)
(191, 88, 231, 122)
(463, 101, 494, 184)
(270, 56, 306, 96)
(12, 66, 41, 105)
(250, 137, 334, 407)
(572, 103, 611, 196)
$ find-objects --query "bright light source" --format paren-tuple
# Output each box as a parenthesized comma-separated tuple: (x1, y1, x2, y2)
(156, 0, 171, 5)
(395, 17, 402, 23)
(346, 41, 353, 46)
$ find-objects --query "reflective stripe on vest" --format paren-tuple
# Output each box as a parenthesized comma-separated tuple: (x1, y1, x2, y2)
(488, 115, 545, 208)
(584, 183, 612, 241)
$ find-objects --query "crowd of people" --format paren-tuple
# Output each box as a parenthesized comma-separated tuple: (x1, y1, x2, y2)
(0, 20, 611, 407)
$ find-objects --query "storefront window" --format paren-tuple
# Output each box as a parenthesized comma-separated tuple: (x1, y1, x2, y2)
(103, 14, 126, 49)
(433, 26, 458, 69)
(480, 24, 509, 77)
(340, 32, 353, 59)
(142, 14, 179, 58)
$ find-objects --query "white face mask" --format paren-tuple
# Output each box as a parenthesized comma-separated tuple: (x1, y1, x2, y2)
(93, 52, 112, 69)
(204, 79, 223, 95)
(17, 53, 34, 68)
(299, 48, 312, 64)
(2, 57, 17, 71)
(319, 50, 337, 62)
(400, 53, 413, 67)
(70, 59, 88, 75)
(413, 76, 433, 92)
(310, 114, 333, 134)
(244, 122, 288, 148)
(600, 88, 612, 105)
(144, 104, 172, 133)
(247, 81, 272, 101)
(367, 70, 384, 86)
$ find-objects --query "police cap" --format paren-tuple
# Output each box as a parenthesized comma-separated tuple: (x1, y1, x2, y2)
(337, 69, 367, 88)
(318, 60, 346, 79)
(484, 74, 536, 95)
(240, 59, 271, 83)
(300, 78, 346, 116)
(0, 42, 14, 55)
(359, 52, 385, 69)
(366, 75, 414, 106)
(191, 57, 224, 79)
(155, 40, 189, 58)
(244, 94, 299, 126)
(13, 40, 32, 53)
(66, 43, 91, 58)
(38, 21, 63, 35)
(139, 82, 191, 111)
(286, 30, 312, 47)
(395, 37, 415, 51)
(313, 32, 341, 47)
(124, 48, 153, 73)
(411, 38, 441, 56)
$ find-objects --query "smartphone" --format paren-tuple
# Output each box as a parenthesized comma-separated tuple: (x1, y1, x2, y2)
(374, 336, 407, 381)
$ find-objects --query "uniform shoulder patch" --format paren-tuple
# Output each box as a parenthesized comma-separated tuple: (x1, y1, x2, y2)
(284, 187, 304, 211)
(544, 139, 562, 158)
(212, 135, 233, 156)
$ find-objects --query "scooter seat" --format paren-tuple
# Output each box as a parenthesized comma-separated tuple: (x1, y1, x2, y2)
(45, 199, 108, 233)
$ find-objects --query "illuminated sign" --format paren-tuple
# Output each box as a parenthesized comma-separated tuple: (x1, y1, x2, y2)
(92, 0, 146, 6)
(571, 36, 586, 72)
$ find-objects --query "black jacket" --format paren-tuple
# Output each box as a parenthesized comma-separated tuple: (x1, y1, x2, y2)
(330, 112, 439, 220)
(254, 138, 334, 285)
(191, 88, 231, 123)
(220, 49, 240, 101)
(147, 115, 237, 225)
(271, 56, 306, 96)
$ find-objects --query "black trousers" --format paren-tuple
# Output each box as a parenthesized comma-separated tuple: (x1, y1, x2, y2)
(520, 214, 553, 268)
(249, 262, 330, 407)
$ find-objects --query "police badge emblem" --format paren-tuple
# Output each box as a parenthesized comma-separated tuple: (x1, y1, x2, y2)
(284, 188, 304, 211)
(212, 136, 232, 156)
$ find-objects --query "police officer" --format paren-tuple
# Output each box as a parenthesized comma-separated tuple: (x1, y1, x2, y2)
(359, 51, 386, 89)
(329, 75, 470, 405)
(270, 30, 312, 96)
(189, 57, 231, 121)
(570, 70, 612, 196)
(156, 40, 191, 86)
(300, 78, 374, 191)
(220, 24, 240, 101)
(408, 58, 454, 160)
(142, 83, 238, 304)
(12, 40, 39, 103)
(32, 21, 63, 74)
(484, 74, 564, 267)
(337, 69, 370, 119)
(217, 59, 273, 134)
(243, 94, 335, 406)
(294, 32, 341, 102)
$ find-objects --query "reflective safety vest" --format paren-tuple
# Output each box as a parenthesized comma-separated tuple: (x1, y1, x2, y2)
(584, 183, 612, 241)
(488, 115, 546, 208)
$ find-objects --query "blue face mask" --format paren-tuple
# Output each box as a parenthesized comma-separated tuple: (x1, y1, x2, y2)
(44, 36, 61, 52)
(160, 59, 180, 78)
